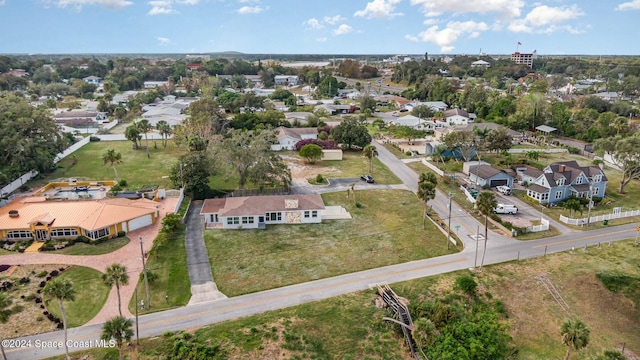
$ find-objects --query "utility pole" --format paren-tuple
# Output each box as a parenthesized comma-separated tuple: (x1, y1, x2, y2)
(134, 285, 139, 345)
(139, 235, 151, 309)
(586, 185, 594, 227)
(447, 192, 453, 250)
(474, 224, 480, 268)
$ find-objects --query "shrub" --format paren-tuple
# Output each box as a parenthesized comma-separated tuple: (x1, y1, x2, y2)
(117, 231, 126, 237)
(162, 213, 182, 233)
(49, 270, 59, 277)
(89, 136, 101, 142)
(455, 275, 478, 296)
(18, 277, 30, 285)
(19, 184, 30, 192)
(355, 201, 363, 208)
(315, 174, 325, 184)
(118, 179, 128, 187)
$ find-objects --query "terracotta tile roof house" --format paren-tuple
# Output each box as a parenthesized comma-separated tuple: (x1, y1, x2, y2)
(0, 198, 160, 242)
(271, 126, 319, 151)
(525, 161, 608, 204)
(201, 194, 325, 229)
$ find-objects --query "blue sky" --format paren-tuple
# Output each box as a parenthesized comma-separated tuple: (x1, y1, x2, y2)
(1, 0, 639, 55)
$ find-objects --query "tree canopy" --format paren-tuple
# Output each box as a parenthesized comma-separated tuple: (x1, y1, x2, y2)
(0, 92, 65, 184)
(331, 116, 372, 150)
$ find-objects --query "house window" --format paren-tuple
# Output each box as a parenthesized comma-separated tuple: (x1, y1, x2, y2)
(312, 210, 318, 218)
(593, 187, 600, 196)
(50, 229, 79, 237)
(557, 178, 565, 186)
(6, 231, 33, 239)
(242, 216, 254, 224)
(555, 191, 563, 199)
(227, 217, 240, 225)
(304, 211, 310, 218)
(594, 174, 602, 182)
(576, 177, 583, 184)
(210, 214, 219, 223)
(266, 212, 282, 221)
(86, 227, 110, 240)
(541, 193, 549, 201)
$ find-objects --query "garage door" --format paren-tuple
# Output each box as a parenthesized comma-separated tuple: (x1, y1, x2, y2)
(490, 179, 508, 187)
(128, 214, 153, 232)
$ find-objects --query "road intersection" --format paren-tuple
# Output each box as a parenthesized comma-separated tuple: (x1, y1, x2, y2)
(5, 142, 639, 359)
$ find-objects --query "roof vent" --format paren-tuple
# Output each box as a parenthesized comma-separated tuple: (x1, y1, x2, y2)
(8, 210, 19, 218)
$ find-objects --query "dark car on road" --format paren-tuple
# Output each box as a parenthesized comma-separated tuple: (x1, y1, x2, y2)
(361, 175, 374, 183)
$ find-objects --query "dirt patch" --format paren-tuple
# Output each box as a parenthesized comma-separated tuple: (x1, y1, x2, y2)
(282, 155, 340, 181)
(0, 265, 64, 339)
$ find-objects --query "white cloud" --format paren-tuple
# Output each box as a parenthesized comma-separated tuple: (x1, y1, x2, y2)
(0, 0, 5, 5)
(148, 0, 178, 15)
(354, 0, 403, 19)
(304, 18, 323, 29)
(176, 0, 199, 4)
(616, 0, 640, 10)
(407, 20, 489, 52)
(508, 4, 585, 33)
(410, 0, 524, 20)
(157, 37, 171, 46)
(422, 18, 439, 25)
(237, 6, 264, 14)
(333, 24, 353, 35)
(49, 0, 133, 10)
(323, 15, 346, 25)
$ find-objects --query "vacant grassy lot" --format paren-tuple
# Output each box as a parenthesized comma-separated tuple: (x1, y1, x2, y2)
(33, 141, 188, 190)
(48, 237, 129, 255)
(128, 225, 191, 314)
(205, 189, 455, 297)
(69, 240, 640, 360)
(44, 266, 109, 328)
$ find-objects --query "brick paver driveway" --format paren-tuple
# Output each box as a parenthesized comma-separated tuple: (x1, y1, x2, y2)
(0, 197, 179, 324)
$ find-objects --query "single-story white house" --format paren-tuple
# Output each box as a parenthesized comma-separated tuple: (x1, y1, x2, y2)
(201, 194, 325, 229)
(271, 127, 319, 151)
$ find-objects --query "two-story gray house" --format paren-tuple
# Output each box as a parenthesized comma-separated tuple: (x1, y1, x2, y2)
(526, 161, 608, 204)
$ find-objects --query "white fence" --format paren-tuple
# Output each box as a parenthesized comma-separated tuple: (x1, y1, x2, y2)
(526, 218, 550, 232)
(421, 159, 445, 176)
(560, 209, 640, 225)
(101, 120, 119, 131)
(0, 170, 39, 198)
(54, 136, 91, 163)
(460, 185, 477, 204)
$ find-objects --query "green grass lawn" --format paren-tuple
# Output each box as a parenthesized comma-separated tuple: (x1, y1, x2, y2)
(311, 150, 402, 184)
(0, 248, 13, 255)
(205, 189, 456, 297)
(32, 141, 188, 190)
(128, 226, 191, 315)
(48, 237, 130, 255)
(44, 266, 109, 328)
(69, 240, 640, 360)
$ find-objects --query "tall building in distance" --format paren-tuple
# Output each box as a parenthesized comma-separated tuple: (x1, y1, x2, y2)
(511, 52, 534, 68)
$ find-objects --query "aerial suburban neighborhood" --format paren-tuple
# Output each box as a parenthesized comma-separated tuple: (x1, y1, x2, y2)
(1, 1, 640, 359)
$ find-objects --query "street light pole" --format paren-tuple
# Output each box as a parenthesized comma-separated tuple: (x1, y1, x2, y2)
(447, 192, 453, 250)
(134, 285, 139, 345)
(474, 224, 480, 268)
(139, 236, 151, 309)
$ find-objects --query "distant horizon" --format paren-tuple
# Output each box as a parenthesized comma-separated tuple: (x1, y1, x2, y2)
(1, 1, 639, 55)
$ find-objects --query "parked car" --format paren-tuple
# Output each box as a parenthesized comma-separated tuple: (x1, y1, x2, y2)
(399, 108, 408, 112)
(360, 175, 374, 183)
(494, 204, 518, 214)
(392, 112, 399, 117)
(496, 185, 511, 195)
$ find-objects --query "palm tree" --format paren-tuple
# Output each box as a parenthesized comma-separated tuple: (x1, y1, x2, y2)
(0, 293, 12, 360)
(561, 318, 590, 360)
(125, 124, 142, 149)
(419, 172, 438, 187)
(101, 316, 134, 360)
(362, 145, 378, 174)
(137, 119, 153, 158)
(103, 264, 129, 317)
(417, 181, 436, 230)
(102, 149, 122, 182)
(44, 279, 75, 360)
(476, 191, 497, 272)
(156, 120, 172, 148)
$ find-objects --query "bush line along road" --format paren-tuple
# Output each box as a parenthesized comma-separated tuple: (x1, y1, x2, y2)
(5, 140, 639, 360)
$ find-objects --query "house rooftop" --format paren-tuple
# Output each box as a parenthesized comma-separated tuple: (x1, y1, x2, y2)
(201, 195, 325, 217)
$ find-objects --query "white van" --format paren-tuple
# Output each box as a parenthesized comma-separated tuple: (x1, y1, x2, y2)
(494, 204, 518, 214)
(496, 185, 511, 195)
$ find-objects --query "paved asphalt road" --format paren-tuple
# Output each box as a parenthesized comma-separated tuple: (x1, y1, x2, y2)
(6, 143, 640, 359)
(184, 201, 213, 287)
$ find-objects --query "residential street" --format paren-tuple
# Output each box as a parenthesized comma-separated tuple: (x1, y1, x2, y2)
(5, 143, 640, 359)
